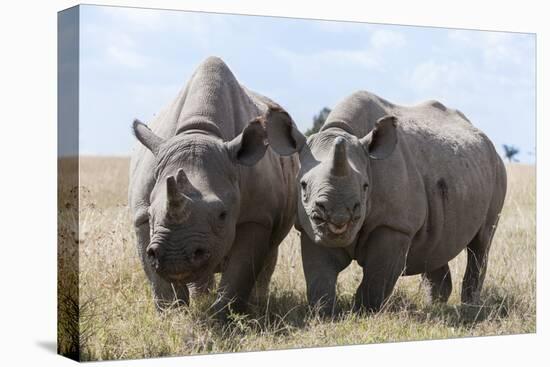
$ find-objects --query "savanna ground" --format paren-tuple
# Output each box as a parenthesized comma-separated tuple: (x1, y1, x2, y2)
(58, 157, 535, 361)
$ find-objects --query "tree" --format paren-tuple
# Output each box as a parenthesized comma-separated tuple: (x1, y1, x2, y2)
(503, 144, 520, 162)
(305, 107, 331, 137)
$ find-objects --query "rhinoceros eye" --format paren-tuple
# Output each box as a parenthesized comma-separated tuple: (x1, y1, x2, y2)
(300, 180, 307, 190)
(363, 182, 369, 191)
(219, 210, 228, 221)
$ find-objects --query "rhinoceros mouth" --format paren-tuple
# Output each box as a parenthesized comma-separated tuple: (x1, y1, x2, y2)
(308, 219, 357, 248)
(165, 272, 192, 282)
(310, 211, 353, 238)
(157, 259, 221, 284)
(327, 222, 349, 235)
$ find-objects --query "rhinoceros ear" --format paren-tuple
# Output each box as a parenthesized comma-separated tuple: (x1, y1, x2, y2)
(133, 119, 164, 156)
(226, 118, 268, 166)
(360, 115, 398, 160)
(265, 106, 306, 156)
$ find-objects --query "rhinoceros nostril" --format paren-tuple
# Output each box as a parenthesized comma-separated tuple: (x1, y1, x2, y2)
(146, 243, 160, 260)
(191, 248, 211, 265)
(314, 201, 327, 213)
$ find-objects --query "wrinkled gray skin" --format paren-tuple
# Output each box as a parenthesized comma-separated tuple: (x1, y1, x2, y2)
(267, 90, 507, 314)
(129, 57, 298, 317)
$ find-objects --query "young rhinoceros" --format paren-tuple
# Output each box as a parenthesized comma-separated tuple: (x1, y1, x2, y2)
(267, 90, 507, 314)
(129, 57, 298, 316)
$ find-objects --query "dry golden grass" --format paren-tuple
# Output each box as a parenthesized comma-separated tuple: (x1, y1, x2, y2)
(68, 157, 535, 361)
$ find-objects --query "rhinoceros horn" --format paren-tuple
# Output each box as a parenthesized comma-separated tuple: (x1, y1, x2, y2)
(330, 137, 350, 177)
(166, 168, 191, 218)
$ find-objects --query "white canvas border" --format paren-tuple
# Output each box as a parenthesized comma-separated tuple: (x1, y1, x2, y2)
(0, 0, 546, 366)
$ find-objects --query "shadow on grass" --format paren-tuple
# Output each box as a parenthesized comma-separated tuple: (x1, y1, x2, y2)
(391, 285, 528, 328)
(193, 291, 310, 334)
(182, 283, 527, 340)
(79, 280, 531, 359)
(254, 284, 527, 330)
(168, 289, 360, 344)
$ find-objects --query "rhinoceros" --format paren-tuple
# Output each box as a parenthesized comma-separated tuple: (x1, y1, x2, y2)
(267, 90, 507, 314)
(128, 57, 298, 316)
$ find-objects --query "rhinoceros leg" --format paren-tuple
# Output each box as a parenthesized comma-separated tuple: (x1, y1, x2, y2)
(301, 232, 351, 316)
(250, 246, 279, 304)
(135, 222, 190, 310)
(461, 221, 496, 304)
(422, 263, 452, 303)
(212, 222, 272, 319)
(354, 227, 410, 312)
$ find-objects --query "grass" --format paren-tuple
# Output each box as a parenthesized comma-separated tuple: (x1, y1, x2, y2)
(62, 157, 535, 361)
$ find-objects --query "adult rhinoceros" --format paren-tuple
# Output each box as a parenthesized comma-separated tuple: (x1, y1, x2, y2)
(129, 57, 298, 316)
(267, 90, 507, 314)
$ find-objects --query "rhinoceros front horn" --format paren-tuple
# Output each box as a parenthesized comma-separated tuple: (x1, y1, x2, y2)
(330, 137, 350, 177)
(166, 168, 191, 217)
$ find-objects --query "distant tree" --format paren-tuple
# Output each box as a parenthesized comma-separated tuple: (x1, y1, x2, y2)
(503, 144, 520, 162)
(305, 107, 331, 137)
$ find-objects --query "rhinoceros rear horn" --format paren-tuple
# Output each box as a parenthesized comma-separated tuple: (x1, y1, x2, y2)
(133, 119, 164, 156)
(330, 137, 350, 177)
(175, 168, 190, 191)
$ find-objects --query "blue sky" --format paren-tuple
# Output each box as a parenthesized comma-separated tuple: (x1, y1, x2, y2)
(79, 5, 536, 163)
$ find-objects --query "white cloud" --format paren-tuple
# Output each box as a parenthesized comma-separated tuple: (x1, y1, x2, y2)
(98, 6, 164, 30)
(408, 56, 532, 99)
(270, 28, 406, 77)
(409, 59, 475, 95)
(313, 19, 407, 51)
(81, 21, 151, 70)
(271, 46, 380, 78)
(106, 45, 150, 69)
(96, 6, 232, 49)
(82, 7, 233, 72)
(447, 29, 533, 68)
(448, 29, 471, 42)
(370, 29, 405, 49)
(407, 29, 535, 104)
(320, 49, 379, 68)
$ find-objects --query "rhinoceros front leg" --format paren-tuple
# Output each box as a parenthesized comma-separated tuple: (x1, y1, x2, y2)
(422, 263, 452, 303)
(354, 227, 410, 313)
(212, 222, 272, 319)
(250, 246, 279, 304)
(135, 222, 190, 310)
(301, 231, 351, 316)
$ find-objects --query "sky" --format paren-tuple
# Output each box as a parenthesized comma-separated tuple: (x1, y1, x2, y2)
(78, 5, 536, 163)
